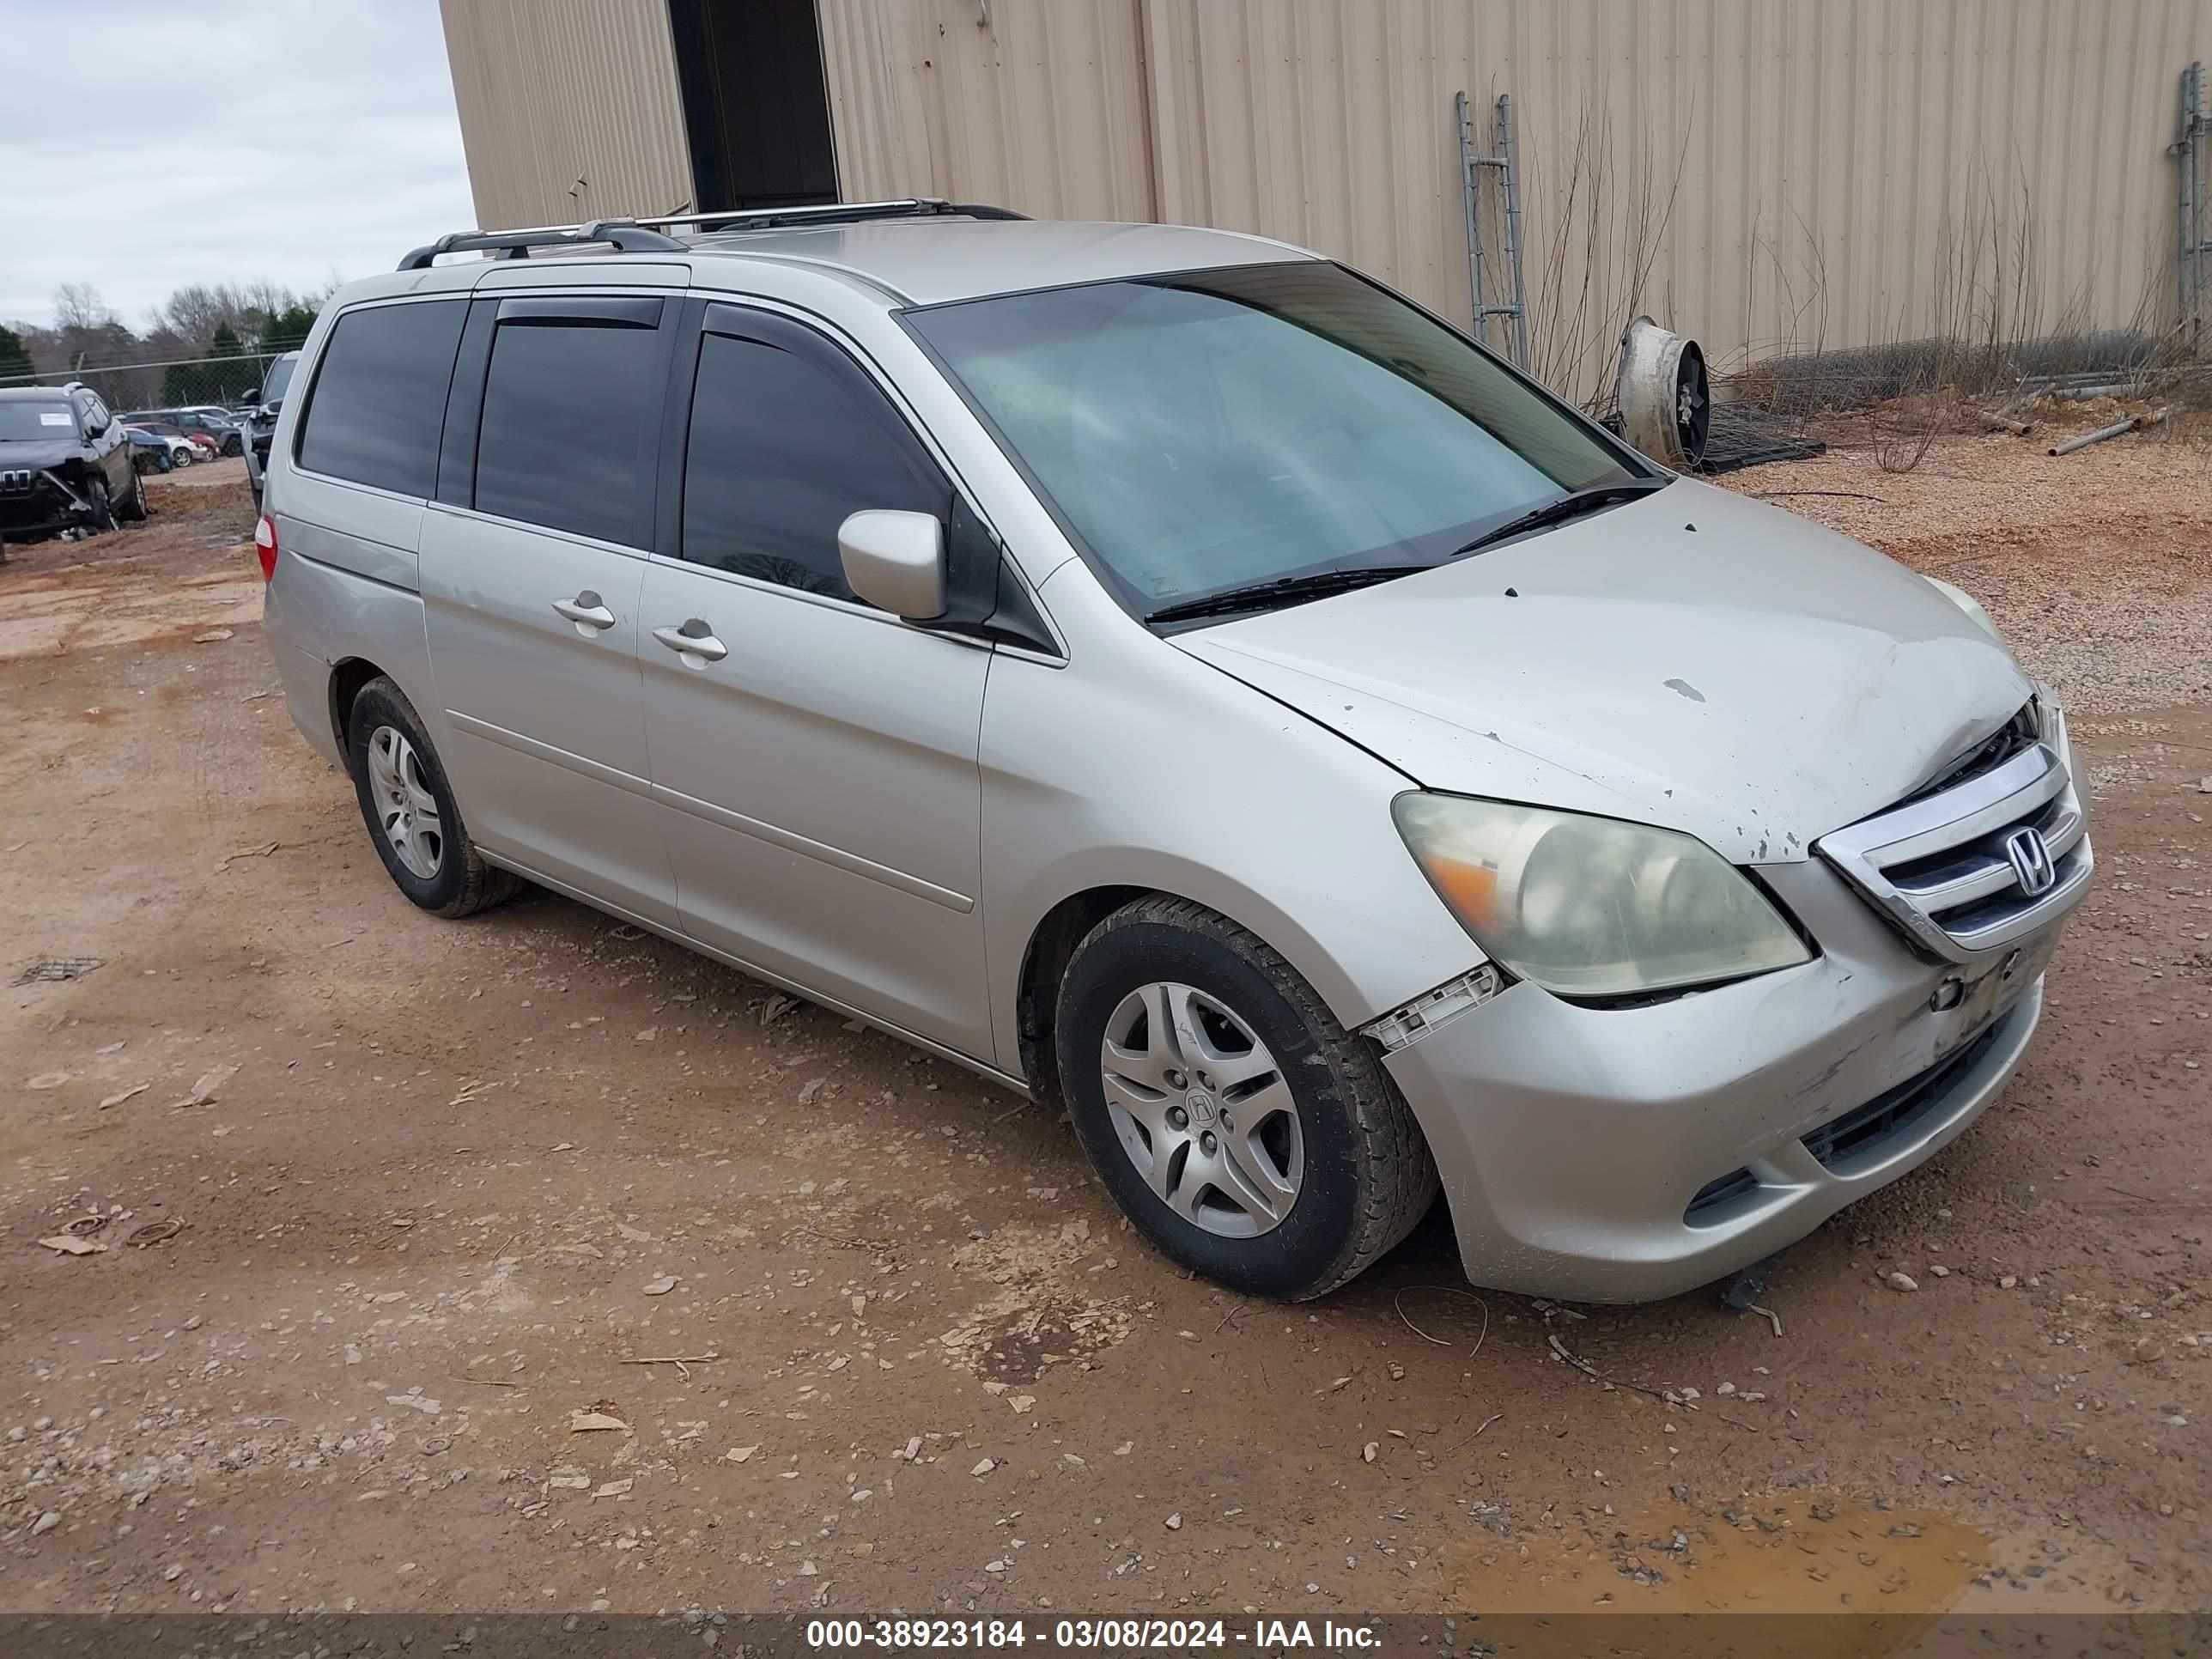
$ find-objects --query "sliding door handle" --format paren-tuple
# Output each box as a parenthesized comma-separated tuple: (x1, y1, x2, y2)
(652, 620, 728, 664)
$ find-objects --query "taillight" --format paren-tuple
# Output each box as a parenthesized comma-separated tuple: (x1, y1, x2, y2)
(254, 513, 278, 581)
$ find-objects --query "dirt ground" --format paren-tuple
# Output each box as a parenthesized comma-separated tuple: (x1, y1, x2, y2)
(1, 440, 2207, 1620)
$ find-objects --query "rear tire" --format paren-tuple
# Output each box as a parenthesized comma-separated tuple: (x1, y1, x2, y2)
(1054, 895, 1437, 1300)
(344, 676, 521, 919)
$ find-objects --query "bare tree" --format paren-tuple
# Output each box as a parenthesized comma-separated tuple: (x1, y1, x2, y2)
(1515, 99, 1690, 413)
(146, 281, 305, 349)
(52, 282, 113, 332)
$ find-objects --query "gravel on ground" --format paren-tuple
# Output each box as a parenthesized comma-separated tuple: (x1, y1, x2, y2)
(0, 450, 2204, 1617)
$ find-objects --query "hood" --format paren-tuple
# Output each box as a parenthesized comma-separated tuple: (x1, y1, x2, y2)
(1175, 480, 2030, 862)
(0, 441, 88, 471)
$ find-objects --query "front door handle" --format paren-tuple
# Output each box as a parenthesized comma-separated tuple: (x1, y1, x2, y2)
(652, 620, 729, 664)
(553, 592, 617, 631)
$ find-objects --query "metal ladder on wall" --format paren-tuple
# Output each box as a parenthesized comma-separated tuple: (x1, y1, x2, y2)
(1456, 90, 1530, 371)
(2180, 62, 2211, 352)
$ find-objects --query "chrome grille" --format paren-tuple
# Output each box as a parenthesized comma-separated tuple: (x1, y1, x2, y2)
(0, 468, 33, 494)
(1818, 709, 2093, 963)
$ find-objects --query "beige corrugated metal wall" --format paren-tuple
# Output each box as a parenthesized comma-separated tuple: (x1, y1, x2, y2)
(438, 1, 2212, 395)
(821, 0, 2212, 398)
(441, 0, 694, 231)
(816, 0, 1155, 219)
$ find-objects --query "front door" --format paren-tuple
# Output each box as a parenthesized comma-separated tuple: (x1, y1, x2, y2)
(76, 391, 133, 502)
(639, 305, 993, 1055)
(419, 291, 680, 926)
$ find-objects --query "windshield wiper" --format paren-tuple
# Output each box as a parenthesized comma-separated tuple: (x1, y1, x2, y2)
(1448, 477, 1671, 559)
(1145, 564, 1431, 625)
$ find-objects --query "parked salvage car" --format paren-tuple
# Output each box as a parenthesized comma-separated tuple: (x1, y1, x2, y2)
(125, 426, 177, 473)
(124, 423, 195, 468)
(1, 382, 148, 542)
(125, 405, 245, 457)
(241, 349, 300, 503)
(178, 405, 249, 454)
(258, 203, 2092, 1304)
(131, 419, 210, 459)
(127, 416, 221, 461)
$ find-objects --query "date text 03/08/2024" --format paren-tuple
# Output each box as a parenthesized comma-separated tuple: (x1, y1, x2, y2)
(805, 1619, 1382, 1650)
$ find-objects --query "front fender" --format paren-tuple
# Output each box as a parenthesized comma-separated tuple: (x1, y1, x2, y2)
(978, 629, 1489, 1078)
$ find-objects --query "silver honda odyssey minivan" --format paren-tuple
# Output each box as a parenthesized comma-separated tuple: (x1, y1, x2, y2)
(259, 200, 2091, 1304)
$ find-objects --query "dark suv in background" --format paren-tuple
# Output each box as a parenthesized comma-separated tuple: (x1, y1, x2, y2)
(0, 383, 148, 549)
(242, 350, 301, 502)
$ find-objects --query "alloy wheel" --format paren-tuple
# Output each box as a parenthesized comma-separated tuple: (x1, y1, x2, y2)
(365, 725, 444, 879)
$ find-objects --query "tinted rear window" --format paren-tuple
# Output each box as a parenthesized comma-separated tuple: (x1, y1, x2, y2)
(295, 302, 465, 496)
(474, 316, 663, 546)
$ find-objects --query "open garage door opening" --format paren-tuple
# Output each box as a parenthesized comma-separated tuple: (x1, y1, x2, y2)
(668, 0, 840, 214)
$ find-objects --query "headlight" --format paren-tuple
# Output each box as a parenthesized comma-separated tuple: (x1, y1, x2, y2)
(1924, 576, 2005, 646)
(1392, 793, 1811, 997)
(2031, 680, 2070, 762)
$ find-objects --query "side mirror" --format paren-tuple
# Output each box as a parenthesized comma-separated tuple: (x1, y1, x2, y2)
(838, 509, 945, 621)
(241, 386, 260, 405)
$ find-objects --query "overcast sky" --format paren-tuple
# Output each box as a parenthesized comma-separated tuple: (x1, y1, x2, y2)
(2, 0, 474, 331)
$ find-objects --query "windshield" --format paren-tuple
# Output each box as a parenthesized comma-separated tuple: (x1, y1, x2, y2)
(262, 353, 299, 405)
(906, 262, 1643, 617)
(0, 400, 77, 441)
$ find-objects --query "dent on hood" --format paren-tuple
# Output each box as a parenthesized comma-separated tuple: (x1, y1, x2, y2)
(1176, 485, 2032, 862)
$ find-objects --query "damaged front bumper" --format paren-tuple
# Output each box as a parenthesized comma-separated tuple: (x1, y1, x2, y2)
(1381, 852, 2069, 1304)
(0, 468, 100, 539)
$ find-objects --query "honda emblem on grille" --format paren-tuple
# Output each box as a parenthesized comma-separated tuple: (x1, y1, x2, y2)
(2004, 826, 2057, 897)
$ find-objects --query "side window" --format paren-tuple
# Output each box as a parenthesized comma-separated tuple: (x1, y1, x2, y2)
(83, 395, 111, 430)
(680, 330, 945, 601)
(296, 300, 466, 496)
(473, 308, 664, 546)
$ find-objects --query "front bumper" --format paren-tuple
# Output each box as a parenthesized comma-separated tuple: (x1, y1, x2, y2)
(1383, 851, 2071, 1303)
(0, 471, 96, 539)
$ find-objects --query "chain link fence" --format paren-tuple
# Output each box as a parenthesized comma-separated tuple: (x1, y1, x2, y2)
(0, 346, 289, 413)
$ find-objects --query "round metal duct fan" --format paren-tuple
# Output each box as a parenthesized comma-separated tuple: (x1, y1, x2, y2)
(1615, 315, 1710, 469)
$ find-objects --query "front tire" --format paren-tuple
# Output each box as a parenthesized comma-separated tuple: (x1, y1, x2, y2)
(116, 465, 149, 523)
(1054, 896, 1437, 1300)
(344, 676, 521, 919)
(82, 477, 114, 534)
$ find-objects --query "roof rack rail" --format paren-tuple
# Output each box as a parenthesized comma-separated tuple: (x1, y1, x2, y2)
(397, 218, 688, 271)
(636, 197, 1028, 234)
(397, 199, 1028, 272)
